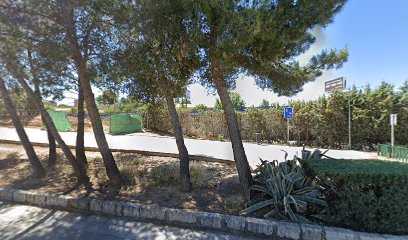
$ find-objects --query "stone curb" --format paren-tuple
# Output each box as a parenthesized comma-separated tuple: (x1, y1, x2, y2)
(0, 188, 406, 240)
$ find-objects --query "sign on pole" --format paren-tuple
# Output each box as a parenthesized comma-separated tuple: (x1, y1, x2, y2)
(325, 77, 346, 93)
(390, 114, 398, 125)
(284, 107, 293, 119)
(284, 107, 293, 143)
(390, 114, 397, 147)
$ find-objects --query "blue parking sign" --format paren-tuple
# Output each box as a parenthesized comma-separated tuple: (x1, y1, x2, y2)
(284, 107, 293, 119)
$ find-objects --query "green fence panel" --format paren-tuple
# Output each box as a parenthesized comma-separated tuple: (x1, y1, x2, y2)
(109, 113, 143, 135)
(47, 110, 71, 132)
(378, 144, 408, 162)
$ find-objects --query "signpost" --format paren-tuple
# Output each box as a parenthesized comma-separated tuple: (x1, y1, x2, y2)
(284, 107, 293, 143)
(325, 77, 350, 149)
(390, 114, 397, 147)
(325, 77, 346, 93)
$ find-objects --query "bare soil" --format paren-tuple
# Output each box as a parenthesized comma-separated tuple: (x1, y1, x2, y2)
(0, 143, 244, 215)
(0, 115, 96, 132)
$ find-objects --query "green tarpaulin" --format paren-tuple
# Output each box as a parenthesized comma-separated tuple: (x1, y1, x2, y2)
(110, 114, 143, 135)
(47, 110, 71, 132)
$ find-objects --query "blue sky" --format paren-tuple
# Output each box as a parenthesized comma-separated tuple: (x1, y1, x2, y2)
(328, 0, 408, 88)
(188, 0, 408, 107)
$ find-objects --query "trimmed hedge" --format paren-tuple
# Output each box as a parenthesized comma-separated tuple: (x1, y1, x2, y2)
(304, 158, 408, 234)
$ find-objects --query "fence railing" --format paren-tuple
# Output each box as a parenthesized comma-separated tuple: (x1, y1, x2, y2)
(378, 144, 408, 162)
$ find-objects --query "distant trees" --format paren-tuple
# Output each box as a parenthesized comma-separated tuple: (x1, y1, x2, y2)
(215, 92, 246, 111)
(193, 104, 208, 112)
(259, 99, 271, 110)
(96, 91, 118, 106)
(395, 81, 408, 144)
(143, 82, 408, 149)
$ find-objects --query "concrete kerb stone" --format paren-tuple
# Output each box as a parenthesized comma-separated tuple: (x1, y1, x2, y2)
(323, 225, 357, 240)
(358, 232, 388, 240)
(167, 208, 198, 225)
(1, 188, 408, 240)
(101, 200, 117, 215)
(222, 215, 246, 232)
(12, 189, 29, 204)
(196, 211, 222, 229)
(0, 188, 16, 202)
(246, 217, 275, 237)
(89, 198, 104, 213)
(25, 191, 47, 207)
(67, 197, 89, 211)
(122, 202, 141, 218)
(301, 223, 324, 240)
(139, 204, 167, 221)
(46, 194, 71, 209)
(276, 221, 301, 240)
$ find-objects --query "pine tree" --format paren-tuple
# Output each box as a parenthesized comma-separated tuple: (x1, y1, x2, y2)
(193, 0, 348, 196)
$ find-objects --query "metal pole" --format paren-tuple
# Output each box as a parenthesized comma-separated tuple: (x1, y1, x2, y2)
(391, 119, 394, 158)
(287, 118, 290, 143)
(391, 119, 395, 147)
(348, 96, 351, 149)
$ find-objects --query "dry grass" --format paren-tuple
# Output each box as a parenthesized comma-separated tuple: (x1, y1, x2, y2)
(150, 162, 209, 188)
(0, 143, 245, 214)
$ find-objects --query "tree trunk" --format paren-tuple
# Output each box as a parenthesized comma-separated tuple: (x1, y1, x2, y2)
(46, 125, 57, 166)
(14, 75, 92, 191)
(33, 79, 56, 166)
(0, 77, 45, 178)
(62, 4, 123, 187)
(209, 30, 253, 198)
(76, 80, 87, 168)
(162, 79, 192, 192)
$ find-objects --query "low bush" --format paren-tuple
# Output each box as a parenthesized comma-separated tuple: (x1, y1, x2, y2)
(151, 162, 209, 187)
(304, 158, 408, 234)
(69, 107, 78, 115)
(151, 163, 179, 185)
(118, 164, 140, 186)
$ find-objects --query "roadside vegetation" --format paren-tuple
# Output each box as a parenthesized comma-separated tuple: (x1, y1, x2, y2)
(0, 0, 406, 236)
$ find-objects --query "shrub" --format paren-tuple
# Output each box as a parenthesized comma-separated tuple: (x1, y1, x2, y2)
(151, 163, 179, 185)
(44, 104, 56, 111)
(240, 152, 327, 223)
(151, 162, 209, 187)
(118, 164, 139, 185)
(304, 158, 408, 234)
(217, 134, 225, 141)
(58, 104, 69, 108)
(193, 104, 208, 112)
(70, 107, 78, 115)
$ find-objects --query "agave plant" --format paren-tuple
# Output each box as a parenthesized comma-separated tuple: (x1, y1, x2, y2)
(240, 150, 328, 223)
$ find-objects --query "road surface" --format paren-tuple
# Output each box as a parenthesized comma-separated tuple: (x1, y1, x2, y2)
(0, 201, 250, 240)
(0, 126, 377, 168)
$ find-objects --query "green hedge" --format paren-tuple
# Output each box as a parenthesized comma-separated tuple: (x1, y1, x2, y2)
(304, 158, 408, 234)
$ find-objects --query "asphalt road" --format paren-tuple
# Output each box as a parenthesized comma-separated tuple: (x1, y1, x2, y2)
(0, 202, 250, 240)
(0, 126, 377, 168)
